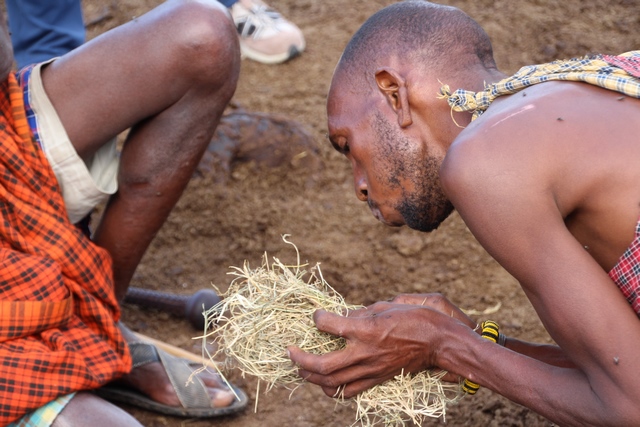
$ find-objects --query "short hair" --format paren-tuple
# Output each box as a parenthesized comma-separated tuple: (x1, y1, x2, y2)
(336, 1, 496, 91)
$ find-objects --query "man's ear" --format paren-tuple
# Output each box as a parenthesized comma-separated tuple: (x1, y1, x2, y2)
(375, 67, 412, 128)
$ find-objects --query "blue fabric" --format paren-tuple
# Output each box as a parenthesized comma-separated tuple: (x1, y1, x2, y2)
(218, 0, 239, 8)
(6, 0, 85, 69)
(16, 65, 41, 147)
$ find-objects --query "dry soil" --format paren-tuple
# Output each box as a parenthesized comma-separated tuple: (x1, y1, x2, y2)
(80, 0, 640, 426)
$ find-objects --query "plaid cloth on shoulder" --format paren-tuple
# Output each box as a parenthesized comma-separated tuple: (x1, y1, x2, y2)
(609, 222, 640, 317)
(438, 50, 640, 120)
(0, 73, 131, 424)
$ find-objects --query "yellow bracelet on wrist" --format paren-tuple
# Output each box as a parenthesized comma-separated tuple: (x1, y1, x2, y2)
(462, 320, 500, 395)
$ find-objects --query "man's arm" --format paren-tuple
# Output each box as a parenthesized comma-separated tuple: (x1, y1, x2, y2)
(392, 292, 576, 369)
(288, 297, 575, 397)
(436, 89, 640, 425)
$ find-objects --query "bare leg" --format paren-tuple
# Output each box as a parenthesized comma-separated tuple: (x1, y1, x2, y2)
(40, 0, 241, 412)
(41, 0, 240, 301)
(53, 392, 144, 427)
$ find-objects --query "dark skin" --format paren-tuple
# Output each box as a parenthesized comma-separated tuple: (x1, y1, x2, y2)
(289, 7, 640, 426)
(0, 20, 11, 82)
(2, 1, 242, 425)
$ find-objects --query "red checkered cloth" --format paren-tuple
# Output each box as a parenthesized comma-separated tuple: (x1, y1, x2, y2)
(0, 73, 131, 424)
(602, 53, 640, 79)
(609, 221, 640, 316)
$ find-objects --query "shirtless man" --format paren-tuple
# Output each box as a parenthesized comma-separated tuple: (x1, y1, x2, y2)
(288, 1, 640, 425)
(0, 1, 247, 425)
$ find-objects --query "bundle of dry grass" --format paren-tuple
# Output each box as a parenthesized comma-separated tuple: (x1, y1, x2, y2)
(203, 237, 463, 426)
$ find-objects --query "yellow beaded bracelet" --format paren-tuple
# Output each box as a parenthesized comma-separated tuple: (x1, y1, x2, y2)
(462, 320, 500, 395)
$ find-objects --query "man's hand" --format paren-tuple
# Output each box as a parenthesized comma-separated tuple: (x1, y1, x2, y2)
(391, 293, 477, 330)
(288, 297, 471, 398)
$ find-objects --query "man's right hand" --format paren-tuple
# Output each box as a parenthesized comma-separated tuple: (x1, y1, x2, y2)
(288, 298, 478, 398)
(391, 293, 478, 331)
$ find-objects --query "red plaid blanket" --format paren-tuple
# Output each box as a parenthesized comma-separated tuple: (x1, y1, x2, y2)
(0, 73, 131, 424)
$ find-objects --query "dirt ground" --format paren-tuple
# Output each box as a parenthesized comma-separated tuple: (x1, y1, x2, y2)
(80, 0, 639, 426)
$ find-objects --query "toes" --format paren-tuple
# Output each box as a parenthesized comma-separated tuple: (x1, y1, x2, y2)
(199, 370, 228, 389)
(209, 387, 236, 407)
(196, 370, 238, 407)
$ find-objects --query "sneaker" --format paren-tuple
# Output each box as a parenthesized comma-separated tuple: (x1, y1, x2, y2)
(229, 0, 305, 64)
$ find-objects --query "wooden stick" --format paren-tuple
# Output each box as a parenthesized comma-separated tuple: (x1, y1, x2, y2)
(132, 331, 219, 371)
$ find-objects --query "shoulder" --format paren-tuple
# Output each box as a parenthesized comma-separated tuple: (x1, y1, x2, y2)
(439, 83, 556, 206)
(441, 81, 640, 212)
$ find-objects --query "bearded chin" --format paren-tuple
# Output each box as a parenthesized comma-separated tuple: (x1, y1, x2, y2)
(397, 197, 455, 232)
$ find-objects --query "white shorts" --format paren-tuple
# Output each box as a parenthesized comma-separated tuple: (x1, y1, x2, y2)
(28, 60, 119, 224)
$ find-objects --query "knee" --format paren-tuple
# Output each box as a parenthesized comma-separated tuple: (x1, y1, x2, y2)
(163, 0, 241, 101)
(54, 392, 144, 427)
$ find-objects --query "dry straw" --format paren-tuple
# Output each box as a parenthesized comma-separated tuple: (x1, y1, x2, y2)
(203, 237, 463, 426)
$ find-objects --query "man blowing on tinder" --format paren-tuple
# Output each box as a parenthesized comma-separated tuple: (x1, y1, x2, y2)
(288, 1, 640, 425)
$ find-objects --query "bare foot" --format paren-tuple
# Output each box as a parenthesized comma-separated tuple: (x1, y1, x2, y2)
(117, 324, 236, 409)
